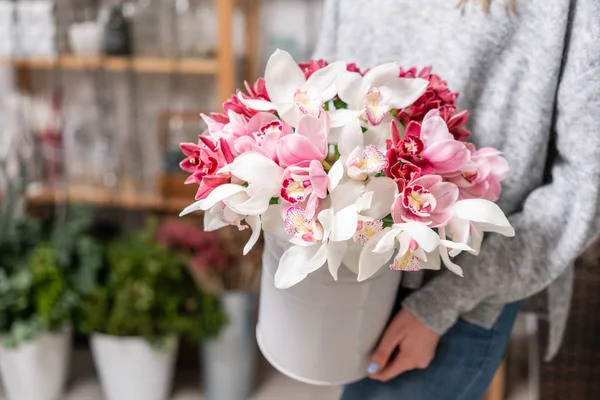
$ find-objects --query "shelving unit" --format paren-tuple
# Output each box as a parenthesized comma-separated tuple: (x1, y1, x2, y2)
(2, 56, 219, 75)
(26, 185, 193, 214)
(8, 0, 260, 213)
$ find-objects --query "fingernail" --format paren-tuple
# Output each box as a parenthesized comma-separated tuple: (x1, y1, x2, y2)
(367, 362, 379, 374)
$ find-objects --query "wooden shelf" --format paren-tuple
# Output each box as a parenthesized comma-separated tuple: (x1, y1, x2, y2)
(1, 56, 218, 75)
(26, 185, 195, 214)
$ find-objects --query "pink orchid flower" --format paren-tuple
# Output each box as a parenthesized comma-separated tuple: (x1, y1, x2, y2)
(280, 160, 329, 219)
(447, 144, 510, 201)
(395, 110, 474, 176)
(276, 113, 330, 167)
(180, 136, 234, 200)
(391, 174, 459, 227)
(233, 112, 292, 162)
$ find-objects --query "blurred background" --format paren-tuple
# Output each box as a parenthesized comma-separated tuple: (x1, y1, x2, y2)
(0, 1, 599, 399)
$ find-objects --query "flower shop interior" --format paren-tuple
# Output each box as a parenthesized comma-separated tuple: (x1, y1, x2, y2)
(1, 0, 599, 400)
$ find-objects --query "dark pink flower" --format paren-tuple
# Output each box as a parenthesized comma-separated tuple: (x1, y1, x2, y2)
(439, 106, 471, 141)
(397, 66, 459, 124)
(298, 59, 364, 79)
(180, 136, 234, 200)
(223, 78, 272, 120)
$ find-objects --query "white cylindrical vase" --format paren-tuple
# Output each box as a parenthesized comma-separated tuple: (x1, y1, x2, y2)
(91, 333, 178, 400)
(256, 235, 401, 386)
(0, 326, 72, 400)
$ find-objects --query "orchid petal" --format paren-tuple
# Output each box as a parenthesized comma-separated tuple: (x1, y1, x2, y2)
(328, 159, 344, 191)
(421, 141, 470, 175)
(363, 62, 400, 88)
(440, 239, 475, 254)
(274, 243, 327, 289)
(305, 61, 345, 96)
(470, 225, 484, 256)
(386, 78, 429, 109)
(338, 119, 364, 157)
(336, 70, 364, 108)
(277, 135, 326, 167)
(261, 204, 289, 242)
(453, 199, 515, 236)
(231, 191, 273, 215)
(204, 204, 228, 231)
(447, 217, 470, 257)
(362, 177, 397, 219)
(327, 240, 348, 280)
(356, 191, 374, 213)
(420, 115, 453, 146)
(330, 205, 359, 242)
(265, 49, 306, 105)
(237, 93, 276, 111)
(358, 228, 395, 282)
(243, 215, 261, 255)
(329, 178, 365, 211)
(329, 109, 363, 128)
(318, 208, 335, 241)
(398, 221, 440, 252)
(180, 184, 246, 215)
(230, 152, 283, 187)
(439, 227, 464, 277)
(373, 227, 403, 253)
(421, 247, 441, 270)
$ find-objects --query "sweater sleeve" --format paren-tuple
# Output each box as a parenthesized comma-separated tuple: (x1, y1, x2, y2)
(312, 0, 339, 60)
(402, 0, 600, 335)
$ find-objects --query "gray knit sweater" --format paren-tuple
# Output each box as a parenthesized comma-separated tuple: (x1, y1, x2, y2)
(314, 0, 600, 359)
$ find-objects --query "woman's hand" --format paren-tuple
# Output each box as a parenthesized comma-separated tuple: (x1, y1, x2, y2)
(367, 308, 440, 382)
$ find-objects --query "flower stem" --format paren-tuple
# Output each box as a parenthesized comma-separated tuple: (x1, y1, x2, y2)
(321, 160, 332, 171)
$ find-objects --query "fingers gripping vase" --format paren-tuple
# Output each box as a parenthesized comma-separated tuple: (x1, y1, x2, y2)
(256, 235, 401, 386)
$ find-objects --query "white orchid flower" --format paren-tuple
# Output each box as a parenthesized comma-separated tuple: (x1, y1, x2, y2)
(331, 63, 428, 129)
(238, 49, 345, 127)
(329, 110, 394, 183)
(444, 199, 515, 258)
(273, 204, 359, 289)
(358, 221, 441, 281)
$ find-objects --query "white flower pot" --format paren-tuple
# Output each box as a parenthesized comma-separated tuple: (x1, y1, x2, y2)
(0, 326, 71, 400)
(201, 292, 257, 400)
(91, 334, 178, 400)
(256, 235, 402, 386)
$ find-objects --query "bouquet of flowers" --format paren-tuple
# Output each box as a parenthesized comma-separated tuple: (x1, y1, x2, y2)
(180, 49, 514, 289)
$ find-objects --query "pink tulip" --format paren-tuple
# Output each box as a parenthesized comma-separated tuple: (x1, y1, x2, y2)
(392, 175, 459, 227)
(280, 160, 328, 219)
(180, 136, 234, 200)
(447, 145, 509, 202)
(276, 114, 330, 167)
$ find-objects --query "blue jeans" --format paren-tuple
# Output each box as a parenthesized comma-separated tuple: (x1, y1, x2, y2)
(341, 302, 519, 400)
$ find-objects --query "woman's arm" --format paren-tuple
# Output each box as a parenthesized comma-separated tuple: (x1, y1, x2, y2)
(402, 0, 600, 338)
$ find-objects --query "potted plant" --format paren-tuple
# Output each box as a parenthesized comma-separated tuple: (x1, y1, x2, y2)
(79, 223, 223, 400)
(158, 220, 261, 400)
(0, 209, 103, 400)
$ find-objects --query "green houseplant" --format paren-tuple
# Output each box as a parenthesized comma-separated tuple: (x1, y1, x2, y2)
(80, 223, 225, 400)
(0, 208, 103, 400)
